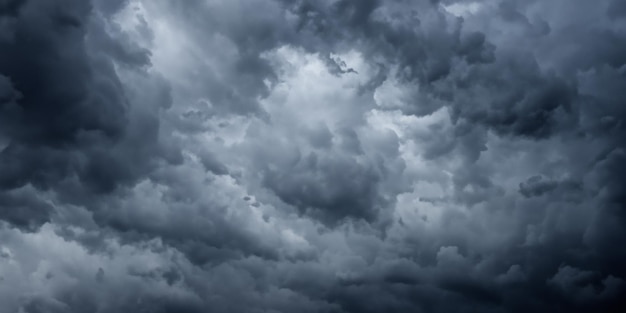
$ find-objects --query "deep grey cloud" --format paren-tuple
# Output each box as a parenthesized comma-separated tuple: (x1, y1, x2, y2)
(263, 152, 383, 224)
(0, 0, 179, 228)
(1, 0, 625, 312)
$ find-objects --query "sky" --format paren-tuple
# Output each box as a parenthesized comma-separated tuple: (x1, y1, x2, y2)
(1, 0, 625, 312)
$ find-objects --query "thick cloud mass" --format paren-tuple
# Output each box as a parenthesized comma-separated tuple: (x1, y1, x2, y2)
(1, 0, 625, 312)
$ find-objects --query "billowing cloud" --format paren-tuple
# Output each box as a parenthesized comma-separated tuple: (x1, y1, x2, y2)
(1, 0, 625, 312)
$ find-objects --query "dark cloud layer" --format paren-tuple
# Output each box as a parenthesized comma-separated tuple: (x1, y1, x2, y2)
(1, 0, 625, 312)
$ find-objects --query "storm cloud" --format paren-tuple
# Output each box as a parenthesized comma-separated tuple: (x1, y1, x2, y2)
(1, 0, 625, 312)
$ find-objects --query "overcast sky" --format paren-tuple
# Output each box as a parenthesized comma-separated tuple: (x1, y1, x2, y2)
(1, 0, 626, 312)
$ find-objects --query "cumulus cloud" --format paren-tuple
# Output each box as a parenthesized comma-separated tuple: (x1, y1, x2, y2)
(1, 0, 625, 312)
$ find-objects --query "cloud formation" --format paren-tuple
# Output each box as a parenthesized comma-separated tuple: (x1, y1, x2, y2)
(1, 0, 625, 312)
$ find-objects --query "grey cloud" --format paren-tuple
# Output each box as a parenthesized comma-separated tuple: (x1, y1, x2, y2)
(0, 186, 52, 231)
(608, 0, 626, 19)
(263, 152, 383, 225)
(1, 0, 626, 313)
(519, 175, 583, 199)
(0, 0, 178, 228)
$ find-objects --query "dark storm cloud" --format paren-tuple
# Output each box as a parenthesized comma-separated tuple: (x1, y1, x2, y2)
(0, 0, 178, 228)
(1, 0, 626, 313)
(0, 186, 51, 231)
(0, 0, 125, 147)
(263, 152, 383, 225)
(270, 1, 626, 311)
(519, 175, 582, 199)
